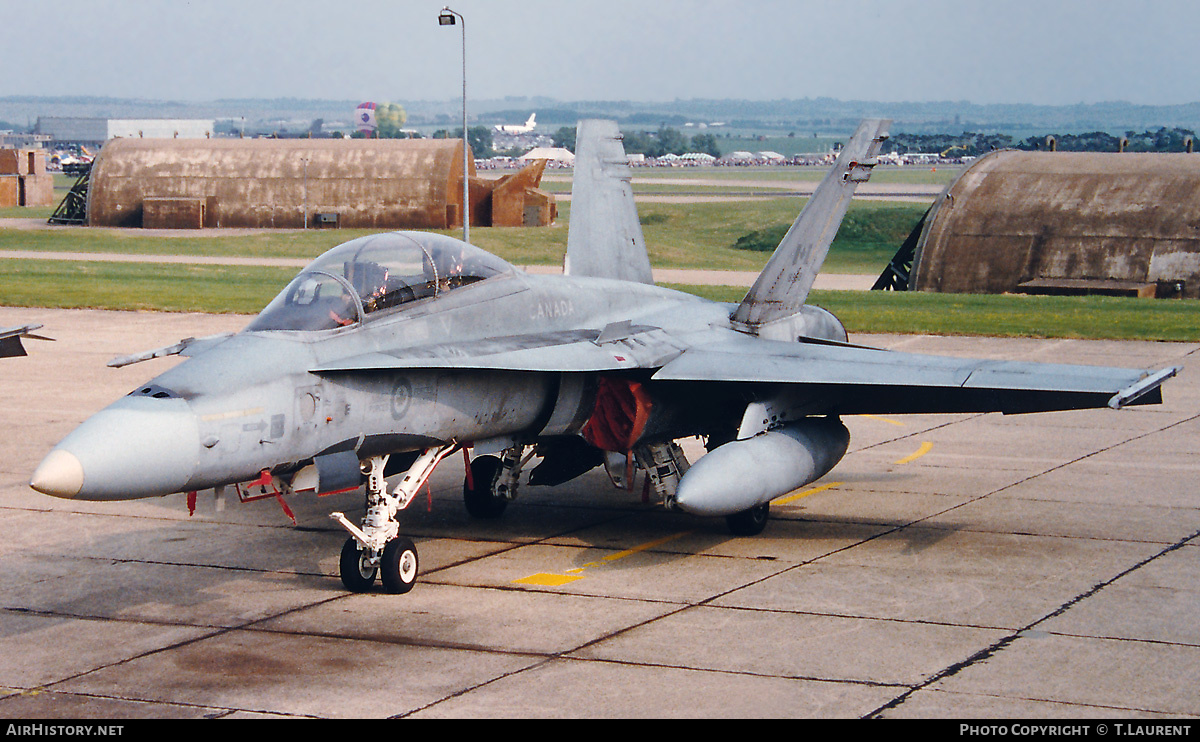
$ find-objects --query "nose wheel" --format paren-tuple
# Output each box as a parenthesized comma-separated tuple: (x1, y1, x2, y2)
(380, 536, 419, 594)
(339, 537, 378, 592)
(338, 536, 419, 594)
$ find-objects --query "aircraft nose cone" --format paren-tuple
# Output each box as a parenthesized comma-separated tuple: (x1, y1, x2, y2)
(31, 396, 201, 501)
(30, 450, 84, 498)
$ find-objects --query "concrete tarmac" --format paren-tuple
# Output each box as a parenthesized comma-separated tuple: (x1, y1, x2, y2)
(1, 306, 1198, 719)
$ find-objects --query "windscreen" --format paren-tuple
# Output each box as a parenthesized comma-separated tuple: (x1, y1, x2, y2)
(245, 271, 359, 332)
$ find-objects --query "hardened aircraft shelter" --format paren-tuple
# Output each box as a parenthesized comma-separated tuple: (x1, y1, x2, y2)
(908, 150, 1200, 299)
(83, 137, 555, 230)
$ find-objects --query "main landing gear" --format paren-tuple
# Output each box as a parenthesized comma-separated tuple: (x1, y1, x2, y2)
(463, 444, 534, 519)
(725, 502, 770, 536)
(330, 445, 457, 594)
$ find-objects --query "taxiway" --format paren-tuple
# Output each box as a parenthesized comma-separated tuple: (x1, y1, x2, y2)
(1, 307, 1197, 718)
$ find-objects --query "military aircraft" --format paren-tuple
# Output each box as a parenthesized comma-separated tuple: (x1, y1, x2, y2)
(30, 119, 1178, 595)
(495, 113, 536, 135)
(1, 323, 52, 358)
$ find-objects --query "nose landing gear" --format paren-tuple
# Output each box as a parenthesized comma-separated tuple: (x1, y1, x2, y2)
(330, 444, 456, 594)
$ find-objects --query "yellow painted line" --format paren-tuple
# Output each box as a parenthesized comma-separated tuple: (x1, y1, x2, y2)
(894, 441, 933, 465)
(513, 531, 692, 587)
(861, 414, 904, 426)
(773, 481, 842, 506)
(516, 438, 931, 589)
(599, 532, 692, 563)
(514, 573, 584, 587)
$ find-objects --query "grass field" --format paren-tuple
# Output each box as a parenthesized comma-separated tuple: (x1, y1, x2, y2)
(2, 257, 1197, 342)
(664, 285, 1200, 343)
(540, 164, 961, 192)
(0, 259, 296, 314)
(2, 177, 1196, 342)
(0, 197, 922, 275)
(463, 198, 925, 274)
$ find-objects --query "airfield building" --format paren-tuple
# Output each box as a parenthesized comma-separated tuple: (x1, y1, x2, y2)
(0, 148, 53, 208)
(84, 137, 555, 230)
(35, 117, 216, 147)
(905, 149, 1200, 299)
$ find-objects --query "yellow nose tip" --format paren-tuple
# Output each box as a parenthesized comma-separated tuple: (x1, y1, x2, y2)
(30, 450, 84, 498)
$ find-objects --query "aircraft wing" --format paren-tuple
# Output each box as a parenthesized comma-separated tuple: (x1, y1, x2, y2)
(564, 119, 654, 284)
(652, 337, 1178, 414)
(0, 323, 54, 358)
(312, 324, 687, 374)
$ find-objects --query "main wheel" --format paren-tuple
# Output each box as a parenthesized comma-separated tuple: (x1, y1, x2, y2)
(380, 536, 419, 594)
(463, 455, 507, 519)
(726, 503, 770, 536)
(339, 537, 378, 592)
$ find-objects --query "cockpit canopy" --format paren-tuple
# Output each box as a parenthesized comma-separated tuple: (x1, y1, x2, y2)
(247, 232, 515, 332)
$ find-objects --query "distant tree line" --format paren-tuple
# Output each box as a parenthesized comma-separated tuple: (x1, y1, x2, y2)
(552, 125, 722, 157)
(883, 132, 1013, 157)
(1018, 127, 1197, 153)
(884, 127, 1198, 157)
(432, 126, 497, 159)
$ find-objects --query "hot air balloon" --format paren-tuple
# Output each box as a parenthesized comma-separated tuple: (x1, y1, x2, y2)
(356, 102, 378, 135)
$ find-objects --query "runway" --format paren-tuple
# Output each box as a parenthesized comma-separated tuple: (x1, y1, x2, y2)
(1, 306, 1198, 718)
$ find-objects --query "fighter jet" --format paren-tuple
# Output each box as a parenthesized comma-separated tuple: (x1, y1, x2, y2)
(1, 323, 53, 358)
(30, 119, 1178, 595)
(494, 113, 536, 135)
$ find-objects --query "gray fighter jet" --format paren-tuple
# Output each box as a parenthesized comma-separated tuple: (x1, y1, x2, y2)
(30, 119, 1178, 594)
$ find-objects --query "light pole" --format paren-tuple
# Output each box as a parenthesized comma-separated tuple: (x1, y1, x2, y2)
(301, 156, 310, 229)
(439, 6, 469, 243)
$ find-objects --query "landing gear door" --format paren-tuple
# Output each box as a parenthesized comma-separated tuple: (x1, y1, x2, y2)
(602, 451, 632, 490)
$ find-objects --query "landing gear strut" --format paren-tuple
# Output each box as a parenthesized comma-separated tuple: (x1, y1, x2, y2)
(331, 444, 457, 593)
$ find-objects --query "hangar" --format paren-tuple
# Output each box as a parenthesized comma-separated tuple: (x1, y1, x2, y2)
(82, 137, 555, 230)
(882, 150, 1200, 299)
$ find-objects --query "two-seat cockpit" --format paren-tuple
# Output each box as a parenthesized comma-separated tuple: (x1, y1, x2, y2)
(247, 232, 514, 332)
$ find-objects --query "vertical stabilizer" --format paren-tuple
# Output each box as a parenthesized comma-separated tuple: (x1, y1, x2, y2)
(565, 120, 654, 284)
(731, 119, 891, 332)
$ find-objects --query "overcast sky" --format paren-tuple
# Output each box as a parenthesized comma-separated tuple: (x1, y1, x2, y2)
(7, 0, 1199, 106)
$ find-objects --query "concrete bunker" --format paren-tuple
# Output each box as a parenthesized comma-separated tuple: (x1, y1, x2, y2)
(84, 137, 555, 230)
(907, 150, 1200, 299)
